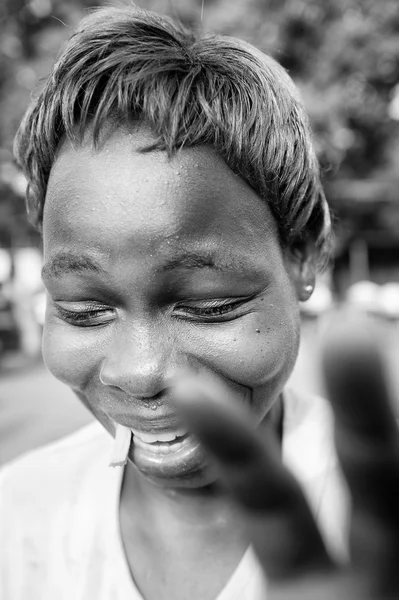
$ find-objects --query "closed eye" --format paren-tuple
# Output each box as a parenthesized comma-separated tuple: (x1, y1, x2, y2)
(173, 297, 253, 322)
(54, 302, 115, 327)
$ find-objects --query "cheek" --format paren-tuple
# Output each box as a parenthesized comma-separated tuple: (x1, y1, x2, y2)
(190, 302, 301, 390)
(43, 322, 114, 430)
(42, 319, 101, 391)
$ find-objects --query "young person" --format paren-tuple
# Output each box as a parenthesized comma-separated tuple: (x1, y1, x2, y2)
(1, 5, 398, 599)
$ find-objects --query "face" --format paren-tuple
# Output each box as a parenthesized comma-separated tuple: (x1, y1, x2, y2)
(42, 125, 306, 489)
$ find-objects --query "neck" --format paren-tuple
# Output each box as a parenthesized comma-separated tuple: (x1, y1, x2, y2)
(117, 395, 285, 600)
(121, 462, 240, 530)
(120, 393, 284, 533)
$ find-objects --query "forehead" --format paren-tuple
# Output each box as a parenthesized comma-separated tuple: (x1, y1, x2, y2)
(43, 126, 279, 266)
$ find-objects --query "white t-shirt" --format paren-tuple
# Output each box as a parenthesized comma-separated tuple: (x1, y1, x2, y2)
(0, 388, 348, 600)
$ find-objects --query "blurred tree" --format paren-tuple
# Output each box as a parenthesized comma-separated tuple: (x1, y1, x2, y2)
(1, 0, 399, 247)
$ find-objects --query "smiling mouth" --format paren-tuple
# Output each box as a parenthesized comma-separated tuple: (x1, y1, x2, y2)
(131, 427, 190, 454)
(107, 420, 209, 481)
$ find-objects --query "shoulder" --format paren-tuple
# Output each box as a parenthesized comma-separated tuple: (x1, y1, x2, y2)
(283, 387, 335, 466)
(0, 423, 121, 596)
(282, 385, 336, 481)
(0, 421, 110, 508)
(282, 386, 350, 560)
(283, 386, 333, 430)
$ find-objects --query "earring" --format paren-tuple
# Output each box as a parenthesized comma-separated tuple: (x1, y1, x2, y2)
(99, 369, 106, 385)
(304, 284, 313, 295)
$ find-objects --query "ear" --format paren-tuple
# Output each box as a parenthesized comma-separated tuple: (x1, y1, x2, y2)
(284, 238, 317, 302)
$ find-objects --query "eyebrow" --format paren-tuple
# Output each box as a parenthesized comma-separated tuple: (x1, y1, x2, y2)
(41, 251, 106, 280)
(159, 251, 259, 275)
(42, 250, 256, 280)
(160, 253, 222, 272)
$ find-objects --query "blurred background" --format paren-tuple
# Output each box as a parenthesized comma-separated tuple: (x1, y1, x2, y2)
(1, 0, 399, 466)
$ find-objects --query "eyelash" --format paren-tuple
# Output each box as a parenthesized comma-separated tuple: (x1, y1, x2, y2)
(55, 305, 115, 327)
(173, 298, 248, 320)
(54, 297, 250, 328)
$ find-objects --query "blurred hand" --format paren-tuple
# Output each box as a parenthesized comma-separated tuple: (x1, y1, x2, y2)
(174, 312, 399, 599)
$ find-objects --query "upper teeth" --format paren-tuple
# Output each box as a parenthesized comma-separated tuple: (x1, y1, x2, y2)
(131, 428, 186, 444)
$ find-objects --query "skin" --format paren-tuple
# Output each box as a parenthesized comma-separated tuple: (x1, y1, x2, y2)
(41, 124, 316, 600)
(40, 124, 399, 599)
(42, 124, 314, 488)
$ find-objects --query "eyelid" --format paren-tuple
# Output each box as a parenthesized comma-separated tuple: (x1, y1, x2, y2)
(53, 302, 116, 328)
(176, 295, 253, 307)
(54, 300, 112, 311)
(172, 295, 254, 322)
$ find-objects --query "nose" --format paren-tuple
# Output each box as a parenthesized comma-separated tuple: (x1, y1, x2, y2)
(99, 320, 174, 399)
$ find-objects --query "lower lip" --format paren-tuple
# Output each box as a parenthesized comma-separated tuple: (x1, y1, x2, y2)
(130, 432, 208, 481)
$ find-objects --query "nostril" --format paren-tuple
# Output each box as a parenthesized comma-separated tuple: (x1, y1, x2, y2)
(99, 349, 171, 398)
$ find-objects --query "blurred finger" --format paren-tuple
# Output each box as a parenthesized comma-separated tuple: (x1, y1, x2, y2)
(173, 377, 333, 580)
(322, 311, 399, 596)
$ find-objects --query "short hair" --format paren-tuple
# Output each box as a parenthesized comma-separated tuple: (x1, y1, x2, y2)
(14, 4, 331, 267)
